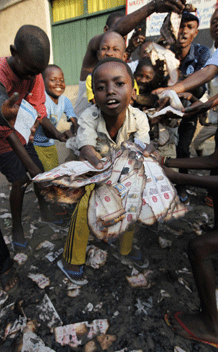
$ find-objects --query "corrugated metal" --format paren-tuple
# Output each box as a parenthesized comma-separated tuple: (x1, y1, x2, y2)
(52, 0, 83, 22)
(88, 0, 125, 13)
(52, 13, 109, 85)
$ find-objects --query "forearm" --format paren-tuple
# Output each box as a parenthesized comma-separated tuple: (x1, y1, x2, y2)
(7, 132, 42, 177)
(114, 2, 155, 37)
(172, 66, 218, 94)
(166, 152, 218, 170)
(0, 84, 12, 128)
(166, 168, 218, 190)
(40, 117, 62, 140)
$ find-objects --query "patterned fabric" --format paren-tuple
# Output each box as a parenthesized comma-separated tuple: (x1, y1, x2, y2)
(178, 43, 211, 76)
(0, 57, 47, 154)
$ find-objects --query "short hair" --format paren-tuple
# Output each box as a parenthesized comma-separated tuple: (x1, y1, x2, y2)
(92, 57, 134, 91)
(105, 11, 125, 29)
(42, 64, 62, 80)
(100, 31, 126, 52)
(135, 57, 154, 73)
(14, 25, 50, 67)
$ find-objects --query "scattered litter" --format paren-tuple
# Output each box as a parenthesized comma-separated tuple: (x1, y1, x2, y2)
(86, 245, 107, 269)
(67, 288, 80, 297)
(112, 311, 119, 318)
(36, 294, 63, 328)
(4, 316, 27, 340)
(54, 319, 109, 348)
(22, 329, 55, 351)
(63, 279, 81, 290)
(157, 289, 171, 303)
(48, 224, 60, 232)
(83, 303, 94, 313)
(192, 223, 203, 236)
(45, 248, 64, 262)
(174, 347, 186, 352)
(126, 273, 152, 288)
(131, 268, 139, 276)
(135, 297, 153, 316)
(25, 187, 34, 193)
(158, 236, 172, 248)
(28, 273, 50, 289)
(215, 288, 218, 310)
(13, 252, 28, 265)
(36, 240, 55, 251)
(0, 208, 9, 213)
(3, 219, 11, 228)
(186, 189, 197, 196)
(3, 235, 11, 244)
(97, 334, 116, 350)
(0, 290, 8, 307)
(201, 212, 209, 223)
(29, 224, 38, 235)
(0, 213, 12, 219)
(0, 302, 15, 320)
(175, 267, 191, 275)
(178, 278, 192, 292)
(0, 193, 8, 199)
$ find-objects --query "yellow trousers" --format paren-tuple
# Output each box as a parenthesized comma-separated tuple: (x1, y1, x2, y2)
(34, 145, 59, 172)
(63, 184, 134, 265)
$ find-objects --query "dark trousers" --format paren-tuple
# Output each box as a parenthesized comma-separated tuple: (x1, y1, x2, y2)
(0, 228, 11, 274)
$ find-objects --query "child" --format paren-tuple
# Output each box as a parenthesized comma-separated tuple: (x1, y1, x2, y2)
(33, 64, 77, 171)
(0, 25, 65, 251)
(86, 32, 139, 105)
(59, 57, 150, 285)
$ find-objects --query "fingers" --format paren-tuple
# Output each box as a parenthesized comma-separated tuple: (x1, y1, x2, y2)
(6, 92, 19, 107)
(80, 146, 103, 169)
(142, 143, 156, 157)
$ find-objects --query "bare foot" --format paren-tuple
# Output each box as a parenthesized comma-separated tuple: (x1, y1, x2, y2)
(166, 311, 218, 346)
(0, 267, 19, 292)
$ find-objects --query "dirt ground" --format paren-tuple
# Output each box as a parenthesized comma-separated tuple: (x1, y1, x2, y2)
(0, 129, 217, 351)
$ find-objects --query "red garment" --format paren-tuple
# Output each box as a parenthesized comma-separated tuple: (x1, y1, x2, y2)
(0, 57, 47, 154)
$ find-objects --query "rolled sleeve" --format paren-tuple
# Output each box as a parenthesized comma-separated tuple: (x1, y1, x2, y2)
(76, 107, 98, 150)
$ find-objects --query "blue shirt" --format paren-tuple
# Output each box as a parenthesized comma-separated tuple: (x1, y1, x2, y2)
(205, 47, 218, 68)
(179, 43, 211, 76)
(33, 92, 76, 147)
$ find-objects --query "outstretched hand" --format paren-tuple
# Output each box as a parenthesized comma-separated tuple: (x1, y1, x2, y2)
(154, 0, 185, 13)
(182, 100, 212, 118)
(79, 145, 103, 169)
(1, 92, 20, 128)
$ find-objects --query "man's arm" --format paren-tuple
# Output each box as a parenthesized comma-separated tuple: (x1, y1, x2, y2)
(165, 148, 218, 170)
(80, 0, 185, 80)
(153, 65, 218, 95)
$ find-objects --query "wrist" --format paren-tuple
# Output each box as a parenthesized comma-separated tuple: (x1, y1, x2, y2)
(161, 156, 172, 167)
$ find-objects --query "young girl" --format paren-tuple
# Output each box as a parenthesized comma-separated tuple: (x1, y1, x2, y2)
(58, 57, 151, 285)
(33, 65, 77, 171)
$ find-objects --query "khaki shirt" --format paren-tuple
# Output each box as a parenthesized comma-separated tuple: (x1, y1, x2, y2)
(76, 104, 150, 157)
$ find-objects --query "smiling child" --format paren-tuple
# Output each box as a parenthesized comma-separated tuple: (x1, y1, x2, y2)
(34, 65, 77, 171)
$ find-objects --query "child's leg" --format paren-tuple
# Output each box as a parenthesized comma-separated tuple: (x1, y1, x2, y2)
(168, 231, 218, 344)
(10, 176, 28, 245)
(63, 184, 94, 272)
(119, 226, 135, 255)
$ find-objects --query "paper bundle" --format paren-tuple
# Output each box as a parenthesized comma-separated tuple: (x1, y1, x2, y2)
(33, 141, 188, 241)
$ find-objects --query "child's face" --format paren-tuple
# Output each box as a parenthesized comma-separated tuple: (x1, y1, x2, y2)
(98, 33, 127, 61)
(11, 51, 44, 80)
(135, 65, 155, 93)
(93, 62, 133, 119)
(44, 67, 65, 100)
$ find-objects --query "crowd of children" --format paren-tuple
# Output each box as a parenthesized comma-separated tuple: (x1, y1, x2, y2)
(2, 0, 218, 348)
